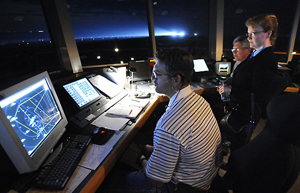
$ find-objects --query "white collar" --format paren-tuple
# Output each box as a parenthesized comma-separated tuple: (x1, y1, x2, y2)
(166, 85, 193, 111)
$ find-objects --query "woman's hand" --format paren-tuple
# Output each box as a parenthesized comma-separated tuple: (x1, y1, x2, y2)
(217, 84, 225, 95)
(217, 84, 231, 95)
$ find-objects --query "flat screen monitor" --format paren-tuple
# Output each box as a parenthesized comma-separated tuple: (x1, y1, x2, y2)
(193, 59, 209, 72)
(215, 62, 231, 76)
(128, 60, 152, 82)
(0, 71, 67, 174)
(63, 77, 102, 110)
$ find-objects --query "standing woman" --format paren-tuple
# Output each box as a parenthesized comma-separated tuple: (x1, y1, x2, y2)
(218, 14, 280, 148)
(244, 14, 279, 116)
(232, 14, 279, 119)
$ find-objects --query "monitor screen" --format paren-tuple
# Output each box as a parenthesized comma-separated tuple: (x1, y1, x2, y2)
(193, 59, 209, 72)
(63, 78, 102, 109)
(0, 71, 67, 174)
(215, 62, 231, 76)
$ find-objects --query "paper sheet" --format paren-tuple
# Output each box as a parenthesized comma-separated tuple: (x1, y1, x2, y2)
(79, 144, 113, 170)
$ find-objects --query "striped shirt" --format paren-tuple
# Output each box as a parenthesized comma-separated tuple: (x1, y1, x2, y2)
(145, 85, 222, 190)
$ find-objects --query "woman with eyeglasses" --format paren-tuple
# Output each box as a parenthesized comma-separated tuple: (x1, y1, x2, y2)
(235, 14, 279, 118)
(215, 14, 281, 151)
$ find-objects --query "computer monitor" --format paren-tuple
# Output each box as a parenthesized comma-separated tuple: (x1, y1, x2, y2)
(215, 62, 231, 76)
(193, 59, 209, 72)
(0, 71, 67, 174)
(128, 60, 152, 82)
(63, 77, 102, 110)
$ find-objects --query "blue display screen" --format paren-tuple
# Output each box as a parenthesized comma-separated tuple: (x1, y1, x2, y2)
(0, 78, 62, 156)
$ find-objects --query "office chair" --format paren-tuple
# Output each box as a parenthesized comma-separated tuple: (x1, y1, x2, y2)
(226, 93, 300, 193)
(260, 73, 289, 118)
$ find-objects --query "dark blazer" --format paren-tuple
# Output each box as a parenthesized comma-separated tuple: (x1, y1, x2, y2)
(229, 46, 278, 121)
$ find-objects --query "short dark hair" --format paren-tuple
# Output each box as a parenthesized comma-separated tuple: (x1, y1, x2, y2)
(154, 48, 194, 85)
(245, 14, 279, 45)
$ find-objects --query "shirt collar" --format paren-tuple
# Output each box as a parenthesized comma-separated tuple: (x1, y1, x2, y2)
(167, 85, 193, 110)
(253, 45, 272, 57)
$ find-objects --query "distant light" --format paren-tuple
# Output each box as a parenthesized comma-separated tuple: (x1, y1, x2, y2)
(169, 32, 185, 37)
(38, 30, 44, 33)
(97, 56, 101, 60)
(153, 1, 157, 5)
(194, 33, 198, 36)
(115, 48, 119, 52)
(120, 61, 124, 64)
(131, 57, 134, 60)
(292, 52, 296, 55)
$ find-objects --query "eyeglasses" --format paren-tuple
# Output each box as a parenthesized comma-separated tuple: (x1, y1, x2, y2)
(152, 70, 170, 79)
(231, 48, 249, 52)
(231, 48, 241, 53)
(246, 31, 265, 39)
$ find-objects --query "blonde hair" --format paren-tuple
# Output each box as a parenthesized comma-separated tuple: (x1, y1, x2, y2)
(245, 14, 278, 45)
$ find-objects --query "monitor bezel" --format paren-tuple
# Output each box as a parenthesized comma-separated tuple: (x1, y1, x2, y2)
(62, 77, 103, 110)
(0, 71, 67, 174)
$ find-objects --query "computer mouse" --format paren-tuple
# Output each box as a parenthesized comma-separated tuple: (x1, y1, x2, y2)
(91, 127, 115, 145)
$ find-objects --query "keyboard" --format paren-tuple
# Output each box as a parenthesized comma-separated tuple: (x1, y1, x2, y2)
(35, 134, 91, 190)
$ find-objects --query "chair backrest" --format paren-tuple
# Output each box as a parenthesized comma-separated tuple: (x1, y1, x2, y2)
(261, 74, 289, 118)
(227, 93, 300, 193)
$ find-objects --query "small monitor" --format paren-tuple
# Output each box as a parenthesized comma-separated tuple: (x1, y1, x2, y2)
(193, 59, 209, 72)
(63, 78, 102, 109)
(128, 60, 152, 82)
(0, 71, 67, 174)
(215, 62, 231, 76)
